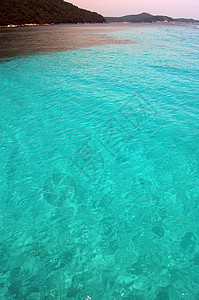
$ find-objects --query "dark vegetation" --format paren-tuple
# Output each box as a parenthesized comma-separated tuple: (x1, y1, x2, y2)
(0, 0, 105, 26)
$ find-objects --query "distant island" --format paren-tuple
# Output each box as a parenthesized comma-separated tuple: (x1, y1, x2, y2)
(0, 0, 105, 26)
(106, 12, 199, 24)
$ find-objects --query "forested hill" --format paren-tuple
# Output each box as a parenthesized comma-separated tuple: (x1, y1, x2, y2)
(0, 0, 106, 26)
(106, 12, 199, 23)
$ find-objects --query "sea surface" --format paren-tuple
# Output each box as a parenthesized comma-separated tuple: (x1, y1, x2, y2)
(0, 23, 199, 299)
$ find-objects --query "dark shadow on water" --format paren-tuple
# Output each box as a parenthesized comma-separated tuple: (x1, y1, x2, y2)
(0, 24, 134, 59)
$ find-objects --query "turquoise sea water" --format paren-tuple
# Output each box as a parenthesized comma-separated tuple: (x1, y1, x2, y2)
(0, 24, 199, 299)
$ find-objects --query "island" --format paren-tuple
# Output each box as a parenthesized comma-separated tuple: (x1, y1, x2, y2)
(0, 0, 105, 26)
(106, 12, 199, 24)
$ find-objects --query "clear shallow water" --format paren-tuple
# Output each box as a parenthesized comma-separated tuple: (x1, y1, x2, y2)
(0, 24, 199, 299)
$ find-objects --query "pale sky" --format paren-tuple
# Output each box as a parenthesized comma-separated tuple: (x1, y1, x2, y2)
(69, 0, 199, 19)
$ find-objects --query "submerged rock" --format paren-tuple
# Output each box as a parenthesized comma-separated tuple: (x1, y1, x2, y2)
(130, 261, 143, 276)
(156, 288, 170, 300)
(192, 252, 199, 265)
(180, 232, 196, 254)
(152, 225, 164, 238)
(8, 280, 22, 298)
